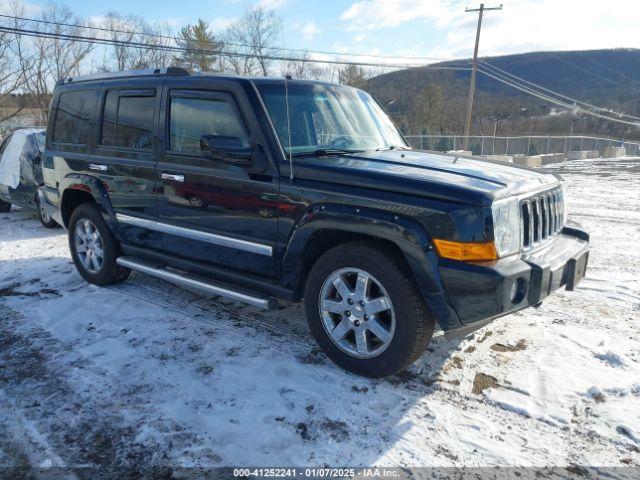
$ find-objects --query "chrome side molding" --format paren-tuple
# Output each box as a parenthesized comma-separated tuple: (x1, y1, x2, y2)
(115, 213, 273, 257)
(116, 257, 278, 310)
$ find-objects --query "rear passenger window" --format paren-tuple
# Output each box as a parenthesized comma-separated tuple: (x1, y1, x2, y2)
(53, 90, 95, 145)
(101, 90, 155, 150)
(169, 96, 248, 154)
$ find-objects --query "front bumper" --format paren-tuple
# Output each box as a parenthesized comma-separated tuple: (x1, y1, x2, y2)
(439, 221, 589, 338)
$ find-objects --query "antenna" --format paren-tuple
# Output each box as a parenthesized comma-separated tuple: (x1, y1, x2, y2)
(284, 74, 294, 181)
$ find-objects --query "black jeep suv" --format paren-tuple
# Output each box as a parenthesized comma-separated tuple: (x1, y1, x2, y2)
(40, 68, 589, 377)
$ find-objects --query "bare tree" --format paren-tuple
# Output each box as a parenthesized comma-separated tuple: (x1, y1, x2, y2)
(11, 1, 93, 123)
(0, 11, 25, 125)
(143, 21, 176, 69)
(102, 12, 148, 71)
(11, 2, 50, 124)
(43, 3, 94, 82)
(224, 6, 281, 76)
(409, 83, 445, 134)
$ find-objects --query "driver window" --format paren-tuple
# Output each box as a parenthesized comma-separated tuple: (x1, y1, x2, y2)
(169, 95, 249, 154)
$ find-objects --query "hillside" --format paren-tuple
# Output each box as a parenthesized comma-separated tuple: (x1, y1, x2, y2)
(366, 49, 640, 138)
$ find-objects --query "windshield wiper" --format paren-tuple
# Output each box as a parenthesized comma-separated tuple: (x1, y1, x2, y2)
(291, 148, 365, 157)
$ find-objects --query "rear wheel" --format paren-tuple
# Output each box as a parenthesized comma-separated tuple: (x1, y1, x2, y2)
(0, 200, 10, 213)
(304, 241, 435, 378)
(36, 195, 58, 228)
(68, 203, 130, 286)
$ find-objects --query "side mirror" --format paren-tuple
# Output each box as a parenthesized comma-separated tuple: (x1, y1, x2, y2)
(200, 135, 253, 166)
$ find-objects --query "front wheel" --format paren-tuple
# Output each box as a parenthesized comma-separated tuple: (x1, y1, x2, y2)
(36, 195, 58, 228)
(304, 242, 435, 378)
(0, 199, 10, 213)
(68, 203, 130, 286)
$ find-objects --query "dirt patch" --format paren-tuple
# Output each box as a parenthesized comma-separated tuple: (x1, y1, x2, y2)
(319, 419, 350, 442)
(477, 331, 493, 343)
(0, 282, 60, 298)
(296, 422, 312, 440)
(472, 373, 499, 395)
(296, 347, 327, 365)
(436, 445, 459, 461)
(491, 340, 527, 353)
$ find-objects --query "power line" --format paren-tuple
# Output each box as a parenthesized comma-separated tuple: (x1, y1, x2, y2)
(573, 50, 640, 89)
(540, 50, 640, 91)
(477, 67, 640, 127)
(0, 13, 452, 64)
(0, 24, 473, 70)
(479, 60, 640, 122)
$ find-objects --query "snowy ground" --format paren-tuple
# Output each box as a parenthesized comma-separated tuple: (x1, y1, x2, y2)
(0, 157, 638, 475)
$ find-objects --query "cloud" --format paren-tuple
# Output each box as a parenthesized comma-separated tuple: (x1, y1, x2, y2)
(256, 0, 287, 9)
(294, 21, 321, 41)
(339, 0, 463, 31)
(0, 0, 43, 16)
(340, 0, 640, 61)
(210, 17, 235, 32)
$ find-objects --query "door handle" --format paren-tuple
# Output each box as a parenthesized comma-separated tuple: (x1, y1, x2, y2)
(161, 173, 185, 183)
(89, 164, 108, 171)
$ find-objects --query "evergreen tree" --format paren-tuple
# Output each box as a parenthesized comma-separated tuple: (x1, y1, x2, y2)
(176, 19, 223, 72)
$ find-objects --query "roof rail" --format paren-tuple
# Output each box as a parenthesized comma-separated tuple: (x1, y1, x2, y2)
(57, 67, 191, 86)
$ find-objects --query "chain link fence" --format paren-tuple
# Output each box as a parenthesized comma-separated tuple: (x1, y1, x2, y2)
(404, 134, 640, 157)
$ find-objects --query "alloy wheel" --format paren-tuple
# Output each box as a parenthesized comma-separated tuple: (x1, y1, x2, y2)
(319, 267, 396, 359)
(74, 218, 104, 273)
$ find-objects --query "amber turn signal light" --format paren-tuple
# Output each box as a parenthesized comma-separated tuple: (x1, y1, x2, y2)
(432, 239, 498, 261)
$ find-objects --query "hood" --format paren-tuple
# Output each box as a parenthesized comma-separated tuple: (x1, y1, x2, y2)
(293, 150, 560, 206)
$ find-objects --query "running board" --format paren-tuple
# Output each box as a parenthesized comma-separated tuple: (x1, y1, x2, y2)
(116, 257, 278, 310)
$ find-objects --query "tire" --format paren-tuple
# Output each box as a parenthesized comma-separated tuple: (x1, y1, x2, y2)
(68, 203, 131, 286)
(304, 241, 435, 378)
(0, 200, 10, 213)
(36, 195, 58, 228)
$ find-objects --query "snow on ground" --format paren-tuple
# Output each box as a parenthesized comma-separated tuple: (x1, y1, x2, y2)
(0, 157, 638, 474)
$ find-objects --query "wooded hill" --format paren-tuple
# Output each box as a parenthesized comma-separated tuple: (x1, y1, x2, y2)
(366, 49, 640, 139)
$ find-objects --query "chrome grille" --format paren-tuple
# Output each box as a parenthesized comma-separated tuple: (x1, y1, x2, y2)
(521, 188, 564, 249)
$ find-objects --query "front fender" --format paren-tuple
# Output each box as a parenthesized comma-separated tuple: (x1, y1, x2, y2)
(282, 204, 462, 331)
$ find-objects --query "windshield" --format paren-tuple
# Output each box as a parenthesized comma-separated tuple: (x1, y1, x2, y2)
(256, 82, 408, 156)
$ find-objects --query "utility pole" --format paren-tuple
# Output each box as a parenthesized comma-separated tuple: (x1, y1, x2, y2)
(462, 3, 503, 151)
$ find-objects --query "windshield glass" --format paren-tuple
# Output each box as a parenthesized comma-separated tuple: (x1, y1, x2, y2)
(257, 82, 408, 156)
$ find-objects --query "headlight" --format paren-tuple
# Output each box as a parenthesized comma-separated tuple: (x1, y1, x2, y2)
(491, 197, 521, 258)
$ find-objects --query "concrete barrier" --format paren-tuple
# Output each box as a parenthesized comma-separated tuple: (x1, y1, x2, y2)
(603, 146, 626, 158)
(539, 153, 566, 165)
(566, 151, 590, 160)
(447, 150, 472, 156)
(513, 155, 542, 168)
(484, 155, 513, 163)
(587, 150, 600, 159)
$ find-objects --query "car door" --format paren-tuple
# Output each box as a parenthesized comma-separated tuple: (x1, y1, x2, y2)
(155, 79, 279, 278)
(90, 80, 161, 248)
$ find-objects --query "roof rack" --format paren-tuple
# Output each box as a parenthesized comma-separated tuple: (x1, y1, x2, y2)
(57, 67, 191, 86)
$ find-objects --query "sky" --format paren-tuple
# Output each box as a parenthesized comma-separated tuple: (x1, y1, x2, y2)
(12, 0, 640, 66)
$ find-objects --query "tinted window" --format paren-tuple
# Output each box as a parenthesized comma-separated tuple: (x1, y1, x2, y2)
(101, 91, 155, 150)
(53, 90, 95, 144)
(169, 96, 248, 154)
